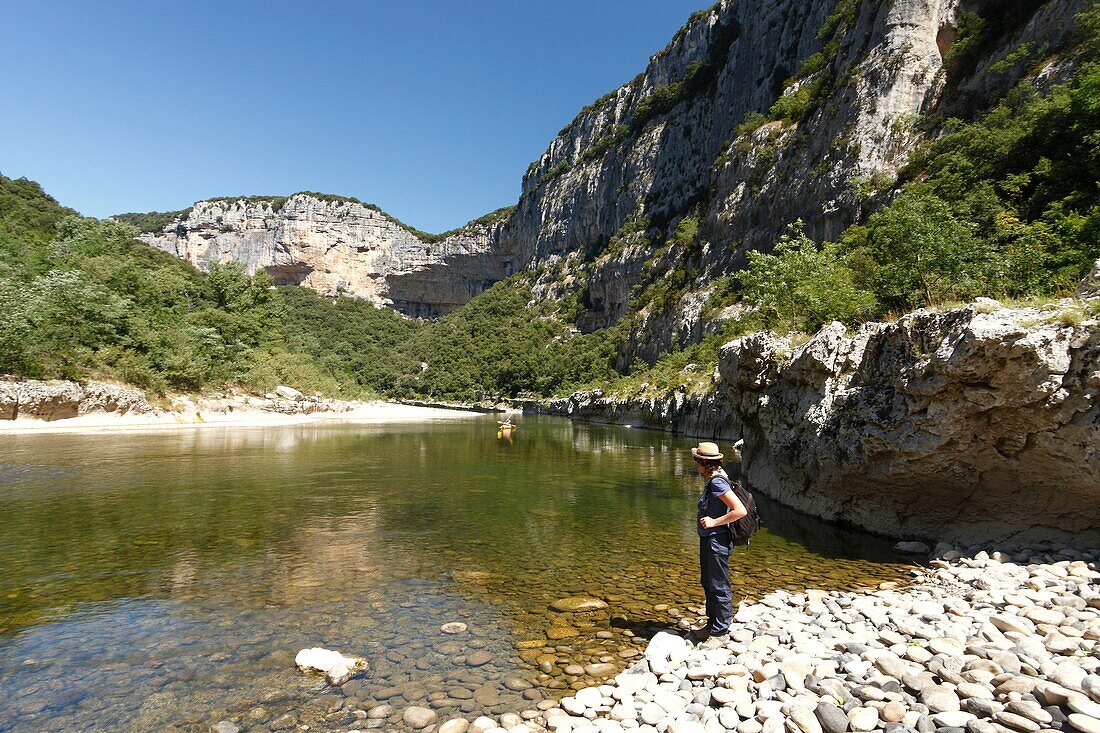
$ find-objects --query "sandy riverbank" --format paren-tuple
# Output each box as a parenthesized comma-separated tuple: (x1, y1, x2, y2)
(0, 400, 477, 435)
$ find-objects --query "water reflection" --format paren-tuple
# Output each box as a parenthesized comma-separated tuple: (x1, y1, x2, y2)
(0, 416, 912, 732)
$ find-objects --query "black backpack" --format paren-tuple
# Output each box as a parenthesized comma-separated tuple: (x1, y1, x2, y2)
(728, 481, 760, 546)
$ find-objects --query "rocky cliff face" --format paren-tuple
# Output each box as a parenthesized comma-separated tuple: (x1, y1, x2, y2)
(520, 388, 742, 442)
(505, 0, 1085, 358)
(719, 297, 1100, 545)
(0, 380, 153, 421)
(133, 1, 1084, 327)
(138, 195, 515, 318)
(521, 285, 1100, 545)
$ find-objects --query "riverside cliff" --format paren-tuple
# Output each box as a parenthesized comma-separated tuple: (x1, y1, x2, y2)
(530, 285, 1100, 546)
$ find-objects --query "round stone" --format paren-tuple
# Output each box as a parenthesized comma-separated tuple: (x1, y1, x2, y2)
(440, 720, 471, 733)
(546, 625, 580, 640)
(967, 720, 998, 733)
(584, 663, 617, 678)
(956, 683, 994, 700)
(790, 705, 824, 733)
(963, 699, 1002, 718)
(816, 701, 851, 732)
(1069, 700, 1100, 720)
(1067, 714, 1100, 733)
(995, 677, 1036, 696)
(466, 651, 492, 667)
(368, 705, 396, 719)
(929, 638, 965, 656)
(503, 677, 531, 691)
(921, 686, 961, 714)
(575, 687, 603, 709)
(934, 712, 977, 728)
(882, 702, 906, 723)
(499, 713, 523, 729)
(640, 702, 665, 726)
(711, 687, 739, 705)
(471, 716, 498, 733)
(1004, 702, 1052, 725)
(992, 712, 1040, 732)
(403, 707, 438, 730)
(849, 707, 880, 732)
(876, 654, 909, 679)
(561, 697, 586, 716)
(441, 622, 468, 634)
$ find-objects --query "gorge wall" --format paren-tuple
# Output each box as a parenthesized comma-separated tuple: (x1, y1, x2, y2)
(528, 291, 1100, 546)
(137, 196, 519, 318)
(502, 0, 1086, 359)
(134, 0, 1087, 326)
(721, 300, 1100, 546)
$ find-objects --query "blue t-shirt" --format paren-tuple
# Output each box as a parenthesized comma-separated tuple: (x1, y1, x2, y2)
(697, 475, 733, 537)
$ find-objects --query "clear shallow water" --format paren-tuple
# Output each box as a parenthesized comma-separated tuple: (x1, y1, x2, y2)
(0, 415, 914, 732)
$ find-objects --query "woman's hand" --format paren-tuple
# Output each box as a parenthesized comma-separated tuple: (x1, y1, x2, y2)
(700, 517, 717, 529)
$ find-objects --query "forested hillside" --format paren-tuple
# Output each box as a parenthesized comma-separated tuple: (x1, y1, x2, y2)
(0, 175, 411, 397)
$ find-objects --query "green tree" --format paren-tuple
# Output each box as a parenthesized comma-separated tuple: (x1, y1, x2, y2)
(28, 269, 131, 349)
(0, 277, 30, 374)
(738, 221, 876, 332)
(859, 188, 993, 309)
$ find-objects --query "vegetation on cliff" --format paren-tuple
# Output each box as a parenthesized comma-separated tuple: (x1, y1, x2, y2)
(0, 175, 609, 401)
(740, 19, 1100, 334)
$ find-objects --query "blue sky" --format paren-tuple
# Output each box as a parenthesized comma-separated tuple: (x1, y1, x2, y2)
(1, 1, 707, 232)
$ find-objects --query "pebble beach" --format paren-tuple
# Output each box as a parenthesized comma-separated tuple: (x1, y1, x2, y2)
(370, 544, 1100, 733)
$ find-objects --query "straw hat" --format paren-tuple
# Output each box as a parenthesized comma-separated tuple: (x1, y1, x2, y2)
(691, 441, 723, 460)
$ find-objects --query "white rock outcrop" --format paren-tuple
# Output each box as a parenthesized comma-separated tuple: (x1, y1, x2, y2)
(1079, 258, 1100, 300)
(134, 1, 1085, 345)
(500, 0, 1084, 358)
(717, 301, 1100, 544)
(140, 195, 515, 318)
(0, 380, 153, 421)
(294, 647, 368, 686)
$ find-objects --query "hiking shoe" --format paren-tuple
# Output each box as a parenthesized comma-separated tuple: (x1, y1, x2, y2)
(688, 628, 710, 643)
(689, 628, 729, 645)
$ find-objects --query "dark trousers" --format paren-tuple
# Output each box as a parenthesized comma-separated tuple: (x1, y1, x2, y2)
(699, 532, 733, 634)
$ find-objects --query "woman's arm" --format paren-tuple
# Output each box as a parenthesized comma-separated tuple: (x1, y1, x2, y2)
(699, 489, 747, 529)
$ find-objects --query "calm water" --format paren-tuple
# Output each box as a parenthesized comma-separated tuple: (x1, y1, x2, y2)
(0, 415, 914, 732)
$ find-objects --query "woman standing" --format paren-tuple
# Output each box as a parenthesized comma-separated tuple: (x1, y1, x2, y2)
(690, 441, 747, 643)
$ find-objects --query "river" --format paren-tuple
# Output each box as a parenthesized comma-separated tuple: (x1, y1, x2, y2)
(0, 414, 914, 732)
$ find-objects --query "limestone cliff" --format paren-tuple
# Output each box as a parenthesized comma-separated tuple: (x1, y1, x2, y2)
(517, 389, 742, 442)
(506, 0, 1086, 360)
(719, 297, 1100, 545)
(130, 0, 1085, 329)
(137, 195, 516, 318)
(524, 290, 1100, 545)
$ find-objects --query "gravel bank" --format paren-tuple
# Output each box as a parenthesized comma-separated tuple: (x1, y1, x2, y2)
(428, 544, 1099, 733)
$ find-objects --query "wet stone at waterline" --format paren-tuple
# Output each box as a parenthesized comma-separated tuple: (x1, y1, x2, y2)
(0, 417, 914, 732)
(549, 596, 611, 630)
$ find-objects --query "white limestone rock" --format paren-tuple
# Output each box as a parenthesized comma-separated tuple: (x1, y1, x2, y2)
(294, 647, 368, 686)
